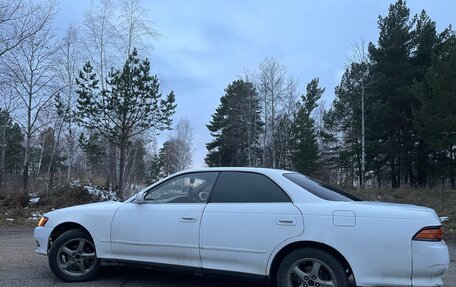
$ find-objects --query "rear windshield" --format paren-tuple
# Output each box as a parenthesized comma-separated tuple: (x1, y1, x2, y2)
(283, 173, 360, 202)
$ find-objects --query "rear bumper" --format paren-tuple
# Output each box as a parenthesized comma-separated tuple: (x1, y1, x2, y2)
(33, 226, 52, 256)
(412, 240, 449, 286)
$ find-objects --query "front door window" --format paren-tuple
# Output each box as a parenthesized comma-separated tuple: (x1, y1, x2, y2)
(144, 172, 218, 203)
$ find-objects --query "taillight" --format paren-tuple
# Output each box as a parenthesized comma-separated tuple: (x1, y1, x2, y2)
(413, 226, 443, 241)
(38, 216, 49, 227)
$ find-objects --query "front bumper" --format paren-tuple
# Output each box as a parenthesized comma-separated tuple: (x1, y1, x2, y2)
(33, 226, 52, 256)
(412, 240, 450, 286)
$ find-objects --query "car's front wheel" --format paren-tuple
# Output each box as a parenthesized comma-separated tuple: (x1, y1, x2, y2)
(48, 229, 100, 282)
(277, 247, 349, 287)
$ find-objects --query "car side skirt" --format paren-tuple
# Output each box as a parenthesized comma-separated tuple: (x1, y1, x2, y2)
(113, 259, 270, 284)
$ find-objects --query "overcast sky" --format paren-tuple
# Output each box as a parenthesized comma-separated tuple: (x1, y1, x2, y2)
(56, 0, 456, 167)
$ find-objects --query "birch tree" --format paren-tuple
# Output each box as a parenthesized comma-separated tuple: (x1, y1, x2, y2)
(169, 118, 193, 171)
(348, 40, 373, 188)
(0, 0, 55, 58)
(3, 2, 58, 195)
(55, 24, 81, 182)
(117, 0, 160, 57)
(256, 57, 295, 168)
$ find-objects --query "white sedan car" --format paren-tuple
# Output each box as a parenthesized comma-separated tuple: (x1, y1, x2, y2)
(34, 168, 449, 287)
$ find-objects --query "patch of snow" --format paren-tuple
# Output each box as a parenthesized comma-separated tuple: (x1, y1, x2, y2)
(29, 197, 40, 204)
(28, 211, 43, 220)
(69, 179, 82, 187)
(84, 185, 118, 201)
(439, 216, 449, 222)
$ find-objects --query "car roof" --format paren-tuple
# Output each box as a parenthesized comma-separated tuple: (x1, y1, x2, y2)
(174, 167, 292, 176)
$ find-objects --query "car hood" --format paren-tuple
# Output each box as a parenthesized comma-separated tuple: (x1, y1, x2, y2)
(47, 201, 124, 215)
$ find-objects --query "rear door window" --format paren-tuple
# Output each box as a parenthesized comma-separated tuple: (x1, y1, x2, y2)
(210, 172, 290, 203)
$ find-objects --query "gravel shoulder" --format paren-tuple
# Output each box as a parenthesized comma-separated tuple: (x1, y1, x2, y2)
(0, 228, 454, 287)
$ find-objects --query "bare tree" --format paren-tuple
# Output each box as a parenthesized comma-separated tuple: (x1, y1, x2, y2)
(170, 118, 193, 171)
(0, 0, 55, 58)
(82, 0, 118, 90)
(348, 40, 373, 188)
(55, 24, 81, 182)
(159, 119, 194, 176)
(3, 3, 59, 194)
(256, 57, 295, 168)
(117, 0, 160, 57)
(239, 69, 267, 167)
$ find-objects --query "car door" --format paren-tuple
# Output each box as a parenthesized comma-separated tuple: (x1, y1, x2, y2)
(111, 172, 218, 268)
(199, 171, 304, 275)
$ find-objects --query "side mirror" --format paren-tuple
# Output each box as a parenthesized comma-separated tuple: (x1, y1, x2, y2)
(133, 191, 145, 204)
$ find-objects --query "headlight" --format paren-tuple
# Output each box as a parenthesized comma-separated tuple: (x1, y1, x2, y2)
(38, 216, 49, 227)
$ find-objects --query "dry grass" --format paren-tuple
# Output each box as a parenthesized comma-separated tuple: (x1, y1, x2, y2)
(346, 187, 456, 239)
(0, 184, 98, 228)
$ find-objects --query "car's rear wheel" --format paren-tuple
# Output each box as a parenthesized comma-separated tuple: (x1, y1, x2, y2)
(48, 229, 100, 282)
(277, 247, 349, 287)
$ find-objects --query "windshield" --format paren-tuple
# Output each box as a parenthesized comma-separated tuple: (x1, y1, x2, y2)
(283, 173, 360, 202)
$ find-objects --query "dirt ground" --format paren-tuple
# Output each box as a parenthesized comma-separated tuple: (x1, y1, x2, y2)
(0, 227, 454, 287)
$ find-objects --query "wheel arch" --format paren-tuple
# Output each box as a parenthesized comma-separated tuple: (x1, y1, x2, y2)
(269, 240, 355, 284)
(49, 222, 94, 251)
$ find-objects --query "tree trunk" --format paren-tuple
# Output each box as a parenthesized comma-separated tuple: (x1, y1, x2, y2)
(118, 141, 126, 200)
(22, 134, 31, 193)
(108, 144, 117, 189)
(0, 124, 5, 190)
(450, 146, 455, 189)
(48, 120, 64, 188)
(37, 137, 45, 177)
(23, 114, 32, 194)
(361, 86, 366, 188)
(417, 140, 427, 187)
(67, 137, 73, 181)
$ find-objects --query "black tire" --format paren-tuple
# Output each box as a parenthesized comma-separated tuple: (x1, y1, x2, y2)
(48, 229, 100, 282)
(277, 247, 349, 287)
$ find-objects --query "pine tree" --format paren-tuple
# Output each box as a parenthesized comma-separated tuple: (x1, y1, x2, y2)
(410, 10, 440, 186)
(147, 154, 162, 184)
(76, 48, 176, 198)
(78, 132, 106, 181)
(414, 31, 456, 188)
(205, 80, 263, 167)
(291, 78, 324, 175)
(368, 0, 416, 187)
(323, 64, 365, 186)
(0, 109, 24, 188)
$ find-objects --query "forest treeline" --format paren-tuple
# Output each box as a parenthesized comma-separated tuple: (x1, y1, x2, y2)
(205, 1, 456, 189)
(0, 0, 455, 204)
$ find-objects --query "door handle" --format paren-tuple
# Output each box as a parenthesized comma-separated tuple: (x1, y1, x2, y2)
(277, 218, 296, 226)
(180, 216, 196, 223)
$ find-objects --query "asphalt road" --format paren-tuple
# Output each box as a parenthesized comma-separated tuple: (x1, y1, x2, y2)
(0, 228, 454, 287)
